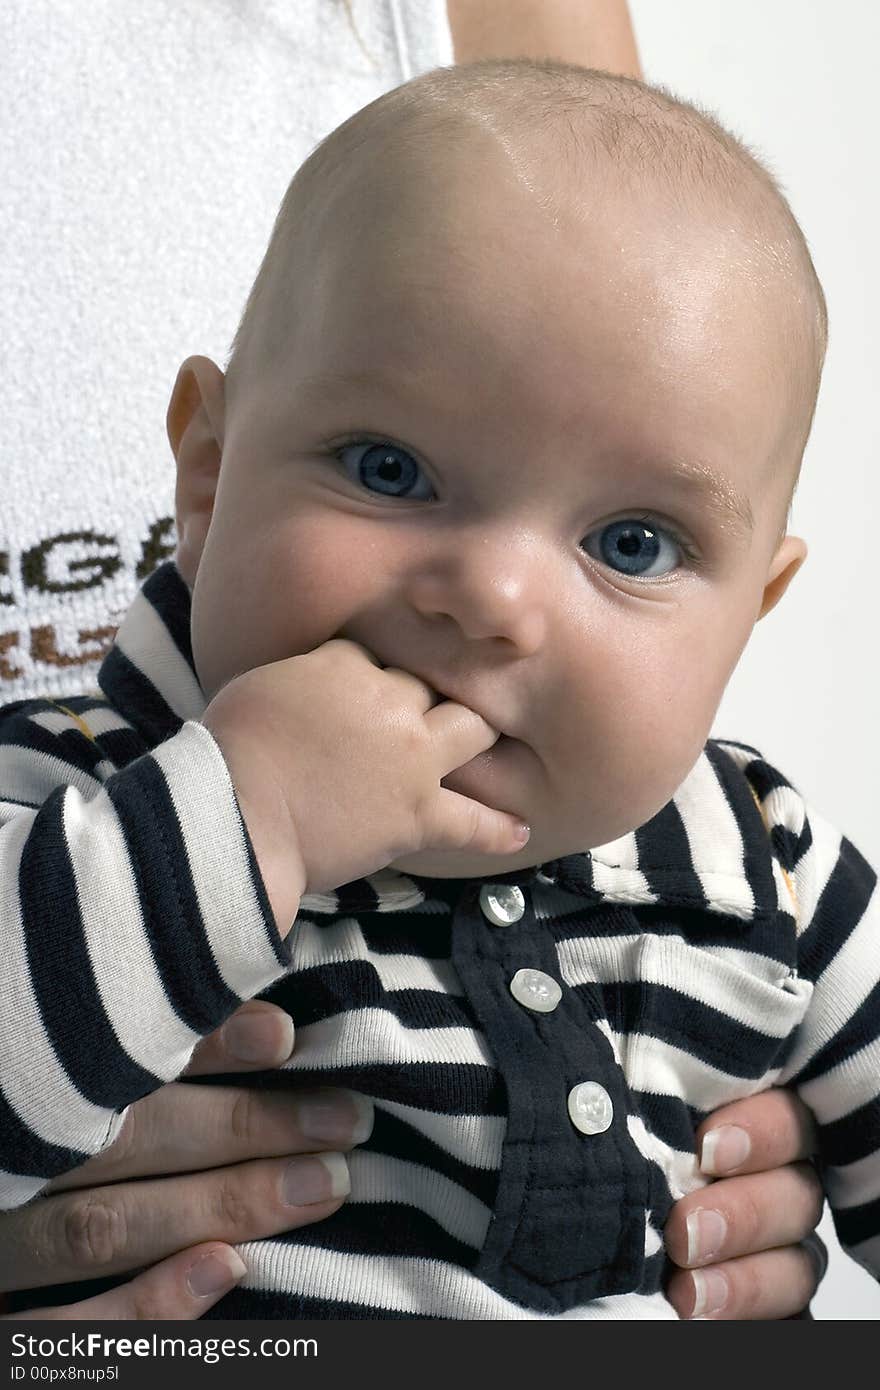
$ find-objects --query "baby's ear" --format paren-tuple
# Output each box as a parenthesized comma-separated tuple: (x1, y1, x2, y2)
(167, 356, 226, 587)
(757, 534, 808, 621)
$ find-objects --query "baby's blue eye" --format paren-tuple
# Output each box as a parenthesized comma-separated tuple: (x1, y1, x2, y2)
(583, 518, 682, 578)
(333, 446, 687, 578)
(337, 441, 434, 500)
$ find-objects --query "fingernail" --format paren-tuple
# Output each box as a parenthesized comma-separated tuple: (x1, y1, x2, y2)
(689, 1267, 729, 1318)
(297, 1090, 374, 1146)
(281, 1152, 350, 1207)
(700, 1125, 751, 1175)
(222, 1010, 295, 1064)
(186, 1248, 247, 1298)
(686, 1208, 728, 1264)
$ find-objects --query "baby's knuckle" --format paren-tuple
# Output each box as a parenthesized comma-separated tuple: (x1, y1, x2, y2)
(456, 802, 482, 851)
(54, 1195, 127, 1270)
(410, 800, 430, 852)
(401, 715, 427, 756)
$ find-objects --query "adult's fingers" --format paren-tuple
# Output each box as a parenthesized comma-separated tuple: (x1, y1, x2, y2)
(696, 1088, 817, 1176)
(666, 1240, 824, 1320)
(185, 1001, 295, 1075)
(666, 1090, 825, 1324)
(47, 1083, 373, 1190)
(1, 1243, 247, 1321)
(0, 1154, 350, 1292)
(664, 1161, 824, 1271)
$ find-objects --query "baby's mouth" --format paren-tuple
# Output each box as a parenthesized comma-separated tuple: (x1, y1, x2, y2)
(360, 647, 519, 743)
(426, 683, 517, 744)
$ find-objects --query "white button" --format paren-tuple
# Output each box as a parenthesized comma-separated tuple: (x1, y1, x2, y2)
(479, 883, 526, 926)
(567, 1081, 614, 1135)
(510, 968, 562, 1014)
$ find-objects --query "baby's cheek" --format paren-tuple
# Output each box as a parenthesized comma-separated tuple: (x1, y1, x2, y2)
(260, 521, 365, 650)
(551, 649, 720, 837)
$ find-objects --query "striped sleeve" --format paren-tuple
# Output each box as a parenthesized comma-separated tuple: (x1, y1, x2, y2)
(0, 705, 290, 1210)
(775, 798, 880, 1279)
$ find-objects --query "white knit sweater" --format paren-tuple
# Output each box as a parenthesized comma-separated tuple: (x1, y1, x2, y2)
(0, 0, 453, 703)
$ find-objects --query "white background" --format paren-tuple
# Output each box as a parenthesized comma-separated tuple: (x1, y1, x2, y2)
(629, 0, 879, 1320)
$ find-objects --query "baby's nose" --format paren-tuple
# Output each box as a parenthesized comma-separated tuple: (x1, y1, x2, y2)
(406, 533, 548, 654)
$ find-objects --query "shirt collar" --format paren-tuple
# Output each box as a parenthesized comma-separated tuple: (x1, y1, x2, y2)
(98, 562, 786, 927)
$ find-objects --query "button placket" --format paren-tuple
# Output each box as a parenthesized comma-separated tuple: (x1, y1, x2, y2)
(452, 883, 650, 1308)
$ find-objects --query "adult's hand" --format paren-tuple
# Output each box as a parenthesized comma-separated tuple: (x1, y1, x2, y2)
(0, 1002, 372, 1320)
(665, 1090, 825, 1319)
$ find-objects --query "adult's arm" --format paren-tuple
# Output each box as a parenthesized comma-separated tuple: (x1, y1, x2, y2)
(447, 0, 642, 79)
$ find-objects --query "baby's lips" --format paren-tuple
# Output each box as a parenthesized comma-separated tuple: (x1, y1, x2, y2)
(366, 648, 520, 739)
(423, 681, 514, 740)
(440, 734, 525, 803)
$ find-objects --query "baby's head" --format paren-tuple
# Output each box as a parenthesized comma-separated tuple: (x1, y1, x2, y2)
(169, 59, 826, 878)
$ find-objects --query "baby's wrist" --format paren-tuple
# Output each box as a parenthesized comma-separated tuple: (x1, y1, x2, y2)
(233, 780, 307, 938)
(200, 704, 306, 937)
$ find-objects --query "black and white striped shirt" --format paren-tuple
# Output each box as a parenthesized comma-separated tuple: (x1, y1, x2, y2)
(1, 562, 878, 1318)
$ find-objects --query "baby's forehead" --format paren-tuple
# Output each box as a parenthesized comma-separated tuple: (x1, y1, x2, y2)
(303, 98, 802, 332)
(351, 119, 818, 455)
(323, 142, 786, 368)
(230, 64, 825, 490)
(334, 83, 768, 230)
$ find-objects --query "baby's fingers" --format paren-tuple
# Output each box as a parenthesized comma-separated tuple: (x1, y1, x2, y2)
(428, 787, 529, 858)
(424, 701, 503, 777)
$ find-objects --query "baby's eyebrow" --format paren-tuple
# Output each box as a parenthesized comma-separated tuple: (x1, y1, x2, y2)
(300, 366, 423, 404)
(645, 456, 755, 537)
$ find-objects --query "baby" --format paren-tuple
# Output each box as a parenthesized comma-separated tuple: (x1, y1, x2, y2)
(1, 59, 877, 1319)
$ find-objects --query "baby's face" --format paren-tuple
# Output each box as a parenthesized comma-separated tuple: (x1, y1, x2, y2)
(179, 144, 806, 878)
